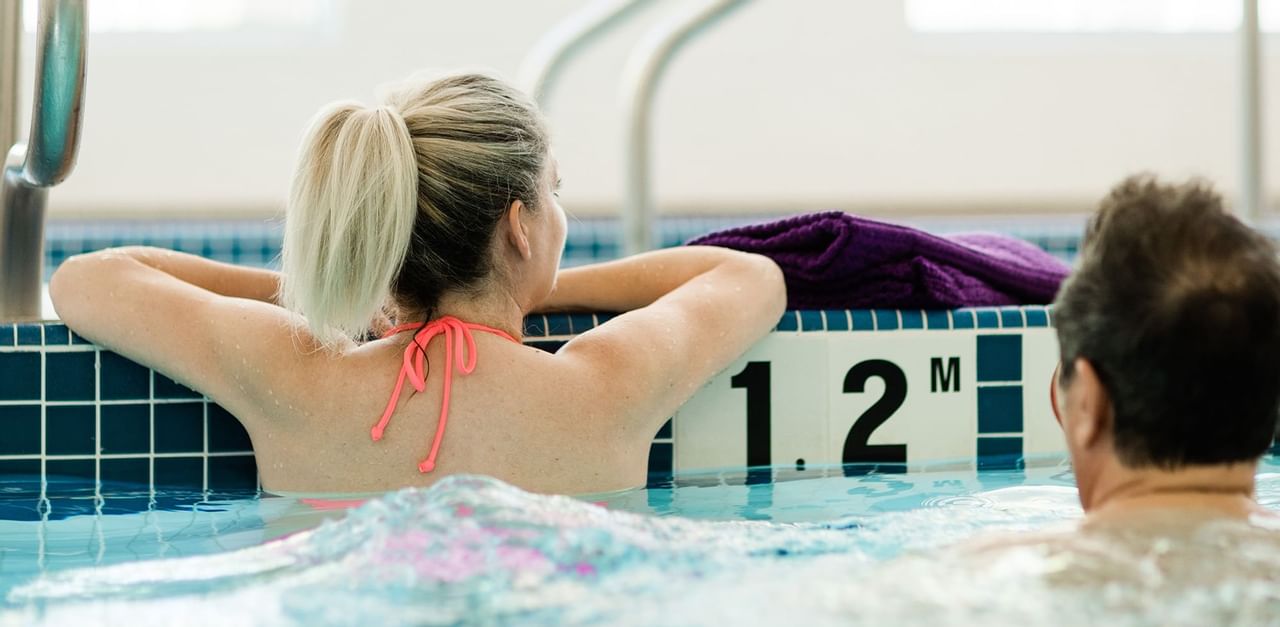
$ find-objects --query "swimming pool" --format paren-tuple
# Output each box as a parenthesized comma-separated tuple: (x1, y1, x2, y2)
(3, 456, 1279, 625)
(7, 216, 1280, 624)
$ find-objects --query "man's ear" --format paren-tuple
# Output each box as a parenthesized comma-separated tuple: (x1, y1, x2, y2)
(1069, 358, 1113, 449)
(505, 199, 532, 261)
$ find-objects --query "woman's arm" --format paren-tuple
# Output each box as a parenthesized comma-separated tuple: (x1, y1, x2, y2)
(49, 247, 325, 422)
(537, 246, 769, 313)
(69, 246, 283, 303)
(549, 246, 786, 440)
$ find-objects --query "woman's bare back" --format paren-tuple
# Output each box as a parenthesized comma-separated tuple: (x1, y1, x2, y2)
(246, 331, 648, 495)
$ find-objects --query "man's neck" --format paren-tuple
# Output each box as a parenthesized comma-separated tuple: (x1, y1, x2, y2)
(1084, 460, 1261, 520)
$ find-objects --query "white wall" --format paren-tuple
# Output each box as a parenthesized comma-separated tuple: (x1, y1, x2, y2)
(20, 0, 1280, 218)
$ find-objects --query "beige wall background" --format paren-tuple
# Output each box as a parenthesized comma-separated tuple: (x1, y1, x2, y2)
(18, 0, 1280, 218)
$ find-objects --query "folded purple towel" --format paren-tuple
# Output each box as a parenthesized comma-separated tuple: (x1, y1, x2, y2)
(687, 211, 1071, 310)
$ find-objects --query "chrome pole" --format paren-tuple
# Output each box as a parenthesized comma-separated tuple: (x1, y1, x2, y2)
(620, 0, 748, 256)
(0, 0, 87, 321)
(519, 0, 649, 105)
(1240, 0, 1265, 220)
(0, 0, 20, 157)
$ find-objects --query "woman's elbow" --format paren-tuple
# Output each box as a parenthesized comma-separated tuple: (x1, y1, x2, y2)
(49, 253, 89, 319)
(49, 251, 120, 322)
(731, 252, 787, 321)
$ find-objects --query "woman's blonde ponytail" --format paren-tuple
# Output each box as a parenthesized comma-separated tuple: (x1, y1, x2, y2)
(281, 102, 418, 347)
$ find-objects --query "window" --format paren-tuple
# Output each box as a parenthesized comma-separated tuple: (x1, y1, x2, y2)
(22, 0, 334, 33)
(905, 0, 1280, 33)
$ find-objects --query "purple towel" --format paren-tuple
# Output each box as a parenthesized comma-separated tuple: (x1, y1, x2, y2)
(687, 211, 1071, 310)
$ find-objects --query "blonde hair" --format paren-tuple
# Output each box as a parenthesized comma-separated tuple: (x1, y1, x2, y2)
(281, 73, 549, 346)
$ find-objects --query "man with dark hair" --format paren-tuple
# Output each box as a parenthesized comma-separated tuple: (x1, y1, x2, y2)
(1052, 174, 1280, 520)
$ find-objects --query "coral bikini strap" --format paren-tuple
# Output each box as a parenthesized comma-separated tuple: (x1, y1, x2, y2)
(371, 316, 517, 473)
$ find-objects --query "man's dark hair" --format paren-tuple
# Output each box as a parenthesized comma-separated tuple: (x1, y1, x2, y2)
(1054, 174, 1280, 468)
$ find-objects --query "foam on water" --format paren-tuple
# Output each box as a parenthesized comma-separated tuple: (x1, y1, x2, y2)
(4, 470, 1279, 626)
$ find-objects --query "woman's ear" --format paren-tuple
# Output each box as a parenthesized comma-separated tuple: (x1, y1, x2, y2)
(505, 199, 533, 261)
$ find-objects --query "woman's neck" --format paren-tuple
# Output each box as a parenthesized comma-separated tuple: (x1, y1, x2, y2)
(405, 289, 528, 341)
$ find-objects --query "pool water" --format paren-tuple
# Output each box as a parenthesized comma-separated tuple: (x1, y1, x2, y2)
(3, 458, 1279, 625)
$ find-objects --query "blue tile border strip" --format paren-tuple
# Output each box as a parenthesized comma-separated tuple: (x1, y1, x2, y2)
(522, 306, 1055, 337)
(1, 305, 1057, 500)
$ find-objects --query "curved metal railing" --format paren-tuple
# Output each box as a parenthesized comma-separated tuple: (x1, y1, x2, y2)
(619, 0, 748, 255)
(1239, 0, 1266, 221)
(0, 0, 88, 320)
(519, 0, 650, 106)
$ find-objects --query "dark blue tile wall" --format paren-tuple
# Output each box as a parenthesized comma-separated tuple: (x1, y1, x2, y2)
(45, 405, 95, 455)
(0, 405, 40, 455)
(0, 353, 40, 401)
(100, 404, 150, 454)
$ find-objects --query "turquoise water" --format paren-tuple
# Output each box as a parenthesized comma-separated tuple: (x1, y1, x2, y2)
(3, 459, 1279, 625)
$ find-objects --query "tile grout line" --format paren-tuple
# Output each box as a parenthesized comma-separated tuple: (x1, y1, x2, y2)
(203, 399, 210, 492)
(149, 366, 156, 498)
(94, 348, 103, 508)
(39, 323, 47, 505)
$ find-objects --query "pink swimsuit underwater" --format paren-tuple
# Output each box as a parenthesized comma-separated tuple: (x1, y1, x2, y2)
(371, 315, 518, 473)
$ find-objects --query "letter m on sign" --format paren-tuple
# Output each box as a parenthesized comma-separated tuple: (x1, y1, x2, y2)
(931, 357, 960, 393)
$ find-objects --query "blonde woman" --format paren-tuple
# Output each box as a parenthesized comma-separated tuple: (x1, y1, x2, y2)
(51, 73, 785, 495)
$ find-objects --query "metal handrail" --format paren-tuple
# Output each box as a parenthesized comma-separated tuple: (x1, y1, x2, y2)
(1240, 0, 1265, 221)
(21, 0, 87, 186)
(0, 2, 19, 160)
(519, 0, 650, 105)
(1, 0, 88, 320)
(619, 0, 748, 256)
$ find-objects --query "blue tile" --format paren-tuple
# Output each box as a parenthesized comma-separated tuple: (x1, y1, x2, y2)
(977, 437, 1024, 470)
(522, 315, 547, 337)
(0, 353, 40, 401)
(100, 458, 149, 487)
(100, 496, 154, 514)
(952, 309, 975, 329)
(0, 459, 40, 480)
(822, 310, 849, 331)
(1024, 307, 1049, 328)
(154, 373, 200, 399)
(101, 404, 150, 454)
(46, 496, 98, 520)
(595, 312, 618, 325)
(647, 442, 673, 475)
(925, 310, 951, 330)
(545, 314, 573, 336)
(208, 455, 257, 490)
(775, 311, 798, 332)
(900, 310, 924, 329)
(43, 324, 70, 345)
(209, 405, 253, 452)
(0, 405, 41, 455)
(70, 331, 93, 345)
(46, 405, 96, 455)
(656, 418, 672, 439)
(45, 459, 96, 481)
(46, 352, 95, 401)
(978, 386, 1024, 433)
(100, 352, 150, 401)
(999, 307, 1024, 328)
(0, 500, 43, 521)
(568, 314, 596, 335)
(975, 309, 1000, 328)
(851, 310, 875, 331)
(977, 334, 1022, 382)
(0, 324, 13, 346)
(873, 310, 899, 330)
(799, 310, 823, 331)
(16, 324, 42, 346)
(153, 457, 203, 489)
(154, 402, 204, 453)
